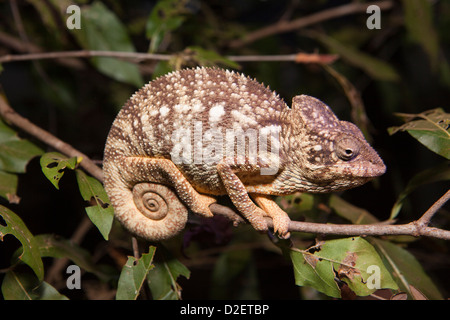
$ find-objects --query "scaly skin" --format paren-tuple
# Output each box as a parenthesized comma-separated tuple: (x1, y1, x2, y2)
(103, 67, 386, 241)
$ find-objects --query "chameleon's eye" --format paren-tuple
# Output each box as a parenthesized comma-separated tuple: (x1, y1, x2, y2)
(335, 137, 360, 161)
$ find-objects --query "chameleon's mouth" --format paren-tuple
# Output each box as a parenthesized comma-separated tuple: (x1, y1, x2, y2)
(359, 158, 386, 178)
(334, 149, 386, 179)
(342, 161, 386, 179)
(317, 158, 386, 186)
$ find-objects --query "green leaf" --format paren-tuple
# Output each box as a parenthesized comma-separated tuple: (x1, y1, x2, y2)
(371, 238, 443, 299)
(25, 0, 73, 32)
(147, 248, 190, 300)
(401, 0, 440, 69)
(389, 108, 450, 159)
(390, 162, 450, 219)
(0, 205, 44, 281)
(40, 152, 79, 190)
(0, 119, 43, 173)
(71, 1, 144, 87)
(0, 117, 19, 143)
(151, 61, 174, 80)
(34, 234, 115, 282)
(329, 194, 380, 224)
(0, 170, 19, 203)
(116, 246, 156, 300)
(1, 271, 68, 300)
(146, 0, 189, 52)
(318, 237, 397, 296)
(313, 32, 399, 81)
(186, 46, 241, 69)
(289, 237, 398, 298)
(75, 169, 114, 240)
(290, 248, 341, 298)
(277, 193, 316, 223)
(210, 248, 256, 299)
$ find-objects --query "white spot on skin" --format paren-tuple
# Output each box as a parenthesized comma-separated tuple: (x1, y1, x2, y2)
(192, 103, 204, 113)
(174, 104, 191, 113)
(160, 106, 170, 117)
(242, 104, 252, 113)
(150, 109, 159, 117)
(231, 110, 258, 126)
(209, 104, 225, 123)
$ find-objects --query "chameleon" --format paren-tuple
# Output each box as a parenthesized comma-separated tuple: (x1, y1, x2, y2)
(103, 67, 386, 241)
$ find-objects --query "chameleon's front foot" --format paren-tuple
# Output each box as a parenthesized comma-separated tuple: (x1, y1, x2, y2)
(244, 206, 269, 233)
(252, 194, 291, 239)
(244, 204, 290, 239)
(217, 161, 291, 238)
(270, 216, 291, 239)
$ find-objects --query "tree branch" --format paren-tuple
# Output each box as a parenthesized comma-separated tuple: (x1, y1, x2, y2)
(0, 49, 338, 65)
(228, 1, 395, 48)
(0, 30, 86, 70)
(415, 189, 450, 228)
(0, 50, 173, 64)
(0, 95, 103, 182)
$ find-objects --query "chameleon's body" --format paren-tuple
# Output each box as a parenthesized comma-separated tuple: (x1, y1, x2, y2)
(103, 67, 385, 241)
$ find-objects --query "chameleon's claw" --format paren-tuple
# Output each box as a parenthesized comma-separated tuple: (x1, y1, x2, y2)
(271, 215, 291, 239)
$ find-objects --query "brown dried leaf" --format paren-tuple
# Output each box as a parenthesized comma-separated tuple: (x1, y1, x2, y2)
(304, 253, 320, 268)
(391, 292, 408, 300)
(6, 193, 20, 204)
(337, 252, 360, 281)
(409, 285, 428, 300)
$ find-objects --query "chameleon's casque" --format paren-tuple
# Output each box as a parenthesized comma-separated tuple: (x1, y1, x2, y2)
(103, 67, 385, 241)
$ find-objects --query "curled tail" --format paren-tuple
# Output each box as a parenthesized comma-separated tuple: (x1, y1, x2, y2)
(103, 161, 188, 241)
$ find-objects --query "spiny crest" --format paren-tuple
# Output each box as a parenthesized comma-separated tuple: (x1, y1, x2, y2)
(148, 67, 283, 104)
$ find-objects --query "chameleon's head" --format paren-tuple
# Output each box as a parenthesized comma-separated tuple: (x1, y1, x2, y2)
(286, 95, 386, 192)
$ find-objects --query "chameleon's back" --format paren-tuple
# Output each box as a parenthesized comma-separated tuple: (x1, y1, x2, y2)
(104, 67, 288, 194)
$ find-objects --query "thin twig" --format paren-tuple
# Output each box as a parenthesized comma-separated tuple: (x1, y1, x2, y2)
(416, 189, 450, 228)
(0, 50, 172, 64)
(0, 30, 85, 69)
(132, 237, 140, 260)
(228, 0, 395, 48)
(228, 53, 338, 63)
(220, 195, 450, 240)
(283, 218, 450, 240)
(0, 50, 338, 65)
(0, 95, 103, 182)
(210, 203, 245, 225)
